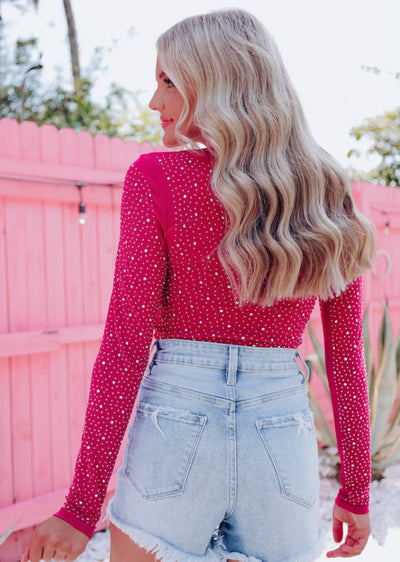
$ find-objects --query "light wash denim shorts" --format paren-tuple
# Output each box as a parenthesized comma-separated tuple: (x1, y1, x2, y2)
(108, 339, 324, 562)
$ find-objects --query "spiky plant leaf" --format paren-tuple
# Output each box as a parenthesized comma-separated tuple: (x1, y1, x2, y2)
(379, 334, 400, 450)
(363, 308, 375, 391)
(396, 331, 400, 380)
(307, 303, 400, 480)
(370, 305, 397, 456)
(381, 397, 400, 449)
(372, 431, 400, 471)
(305, 357, 325, 383)
(377, 302, 392, 372)
(307, 382, 337, 448)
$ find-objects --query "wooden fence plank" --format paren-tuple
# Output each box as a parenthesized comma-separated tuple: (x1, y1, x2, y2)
(77, 130, 95, 169)
(139, 141, 155, 155)
(48, 348, 72, 491)
(66, 342, 87, 475)
(94, 134, 111, 170)
(44, 202, 66, 328)
(30, 353, 52, 497)
(6, 194, 36, 503)
(0, 118, 21, 158)
(122, 138, 140, 167)
(5, 200, 29, 333)
(43, 200, 71, 491)
(60, 127, 81, 167)
(0, 359, 13, 509)
(0, 196, 13, 511)
(63, 203, 84, 327)
(84, 342, 101, 397)
(20, 121, 41, 162)
(26, 201, 47, 330)
(97, 205, 117, 320)
(62, 198, 87, 474)
(110, 136, 128, 171)
(11, 356, 33, 503)
(40, 123, 60, 164)
(81, 206, 101, 324)
(0, 198, 9, 332)
(24, 200, 53, 499)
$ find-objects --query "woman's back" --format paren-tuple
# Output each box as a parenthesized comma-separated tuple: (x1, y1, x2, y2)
(136, 149, 316, 348)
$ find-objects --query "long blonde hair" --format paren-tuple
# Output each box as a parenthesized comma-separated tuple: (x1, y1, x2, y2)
(157, 9, 375, 305)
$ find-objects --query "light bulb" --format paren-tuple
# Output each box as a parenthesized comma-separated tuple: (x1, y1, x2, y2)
(79, 201, 86, 225)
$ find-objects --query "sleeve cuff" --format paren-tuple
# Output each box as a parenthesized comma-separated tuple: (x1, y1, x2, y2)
(335, 493, 369, 515)
(54, 508, 95, 539)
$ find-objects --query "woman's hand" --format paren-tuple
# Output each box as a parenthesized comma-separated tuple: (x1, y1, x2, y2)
(326, 503, 371, 558)
(22, 516, 89, 562)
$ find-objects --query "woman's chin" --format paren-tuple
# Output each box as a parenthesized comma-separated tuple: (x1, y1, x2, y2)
(162, 135, 180, 148)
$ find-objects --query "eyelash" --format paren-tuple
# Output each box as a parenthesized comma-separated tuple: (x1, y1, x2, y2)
(163, 77, 175, 88)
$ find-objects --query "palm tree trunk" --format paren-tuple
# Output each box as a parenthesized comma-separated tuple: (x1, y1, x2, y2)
(62, 0, 81, 96)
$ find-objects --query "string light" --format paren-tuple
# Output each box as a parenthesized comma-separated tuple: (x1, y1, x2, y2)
(0, 174, 122, 227)
(76, 182, 86, 225)
(384, 220, 390, 235)
(370, 204, 400, 236)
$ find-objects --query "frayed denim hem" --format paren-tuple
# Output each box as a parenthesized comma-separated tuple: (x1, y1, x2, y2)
(108, 503, 326, 562)
(108, 504, 221, 561)
(216, 549, 262, 562)
(217, 526, 326, 562)
(215, 526, 325, 562)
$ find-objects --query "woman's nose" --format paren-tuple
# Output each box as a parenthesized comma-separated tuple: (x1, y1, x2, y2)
(149, 89, 163, 112)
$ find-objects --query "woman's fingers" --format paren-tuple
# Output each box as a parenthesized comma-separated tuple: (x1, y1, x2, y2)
(327, 532, 367, 557)
(326, 503, 371, 558)
(20, 546, 29, 562)
(21, 516, 89, 562)
(331, 515, 343, 543)
(42, 546, 58, 561)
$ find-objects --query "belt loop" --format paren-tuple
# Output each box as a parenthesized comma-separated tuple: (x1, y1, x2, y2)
(295, 351, 310, 382)
(145, 339, 159, 374)
(227, 345, 238, 386)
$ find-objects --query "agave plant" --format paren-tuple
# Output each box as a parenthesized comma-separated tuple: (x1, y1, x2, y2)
(306, 303, 400, 480)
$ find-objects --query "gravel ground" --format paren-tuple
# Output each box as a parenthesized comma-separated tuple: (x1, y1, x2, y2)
(76, 463, 400, 562)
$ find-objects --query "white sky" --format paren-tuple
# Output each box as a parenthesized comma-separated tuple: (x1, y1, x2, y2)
(3, 0, 400, 168)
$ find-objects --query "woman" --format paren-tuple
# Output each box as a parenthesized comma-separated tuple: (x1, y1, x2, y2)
(23, 9, 374, 562)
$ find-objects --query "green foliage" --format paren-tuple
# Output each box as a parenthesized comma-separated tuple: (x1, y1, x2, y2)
(306, 304, 400, 480)
(0, 37, 162, 143)
(348, 107, 400, 187)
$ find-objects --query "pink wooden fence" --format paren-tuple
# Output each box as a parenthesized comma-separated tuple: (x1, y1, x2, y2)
(0, 118, 399, 561)
(0, 118, 165, 561)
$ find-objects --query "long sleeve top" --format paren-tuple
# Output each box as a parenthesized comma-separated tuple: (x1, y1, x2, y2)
(55, 148, 371, 538)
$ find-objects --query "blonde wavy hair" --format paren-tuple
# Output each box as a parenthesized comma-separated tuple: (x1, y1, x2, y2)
(157, 9, 375, 305)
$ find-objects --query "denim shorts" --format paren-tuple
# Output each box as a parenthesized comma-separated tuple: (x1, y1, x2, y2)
(108, 339, 324, 562)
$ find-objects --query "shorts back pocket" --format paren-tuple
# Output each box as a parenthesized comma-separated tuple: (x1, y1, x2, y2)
(256, 408, 319, 508)
(124, 402, 207, 500)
